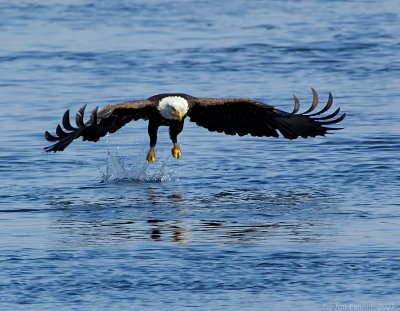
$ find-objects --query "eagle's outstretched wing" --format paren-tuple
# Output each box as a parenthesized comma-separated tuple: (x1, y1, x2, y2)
(187, 88, 345, 139)
(44, 99, 156, 152)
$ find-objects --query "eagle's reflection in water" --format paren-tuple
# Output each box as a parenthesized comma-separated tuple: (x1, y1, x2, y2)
(147, 188, 187, 243)
(50, 185, 331, 247)
(148, 219, 186, 243)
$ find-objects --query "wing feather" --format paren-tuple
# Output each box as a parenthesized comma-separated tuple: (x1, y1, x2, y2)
(291, 95, 300, 114)
(300, 87, 319, 114)
(62, 110, 77, 131)
(187, 89, 345, 140)
(44, 99, 156, 152)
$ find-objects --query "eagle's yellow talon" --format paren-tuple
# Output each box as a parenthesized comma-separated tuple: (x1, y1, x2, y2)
(172, 144, 181, 159)
(147, 147, 156, 162)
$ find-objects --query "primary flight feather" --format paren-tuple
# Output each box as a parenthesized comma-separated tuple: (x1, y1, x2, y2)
(44, 88, 345, 162)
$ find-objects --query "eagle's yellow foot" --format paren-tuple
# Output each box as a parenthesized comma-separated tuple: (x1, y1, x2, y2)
(172, 143, 182, 159)
(147, 147, 156, 162)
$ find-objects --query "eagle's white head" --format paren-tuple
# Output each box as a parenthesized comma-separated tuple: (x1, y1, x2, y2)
(158, 96, 189, 122)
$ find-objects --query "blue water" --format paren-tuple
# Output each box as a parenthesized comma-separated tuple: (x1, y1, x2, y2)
(1, 1, 400, 310)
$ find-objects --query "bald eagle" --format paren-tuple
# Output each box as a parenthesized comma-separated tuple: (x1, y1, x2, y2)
(44, 88, 345, 162)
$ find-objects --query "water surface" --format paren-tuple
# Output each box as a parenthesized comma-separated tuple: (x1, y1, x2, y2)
(1, 1, 399, 310)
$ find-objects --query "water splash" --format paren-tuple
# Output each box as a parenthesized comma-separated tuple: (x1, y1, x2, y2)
(99, 149, 177, 183)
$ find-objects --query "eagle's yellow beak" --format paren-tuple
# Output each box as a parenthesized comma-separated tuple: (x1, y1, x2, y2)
(175, 109, 183, 122)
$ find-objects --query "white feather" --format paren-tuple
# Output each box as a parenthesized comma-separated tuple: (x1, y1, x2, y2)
(158, 96, 189, 120)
